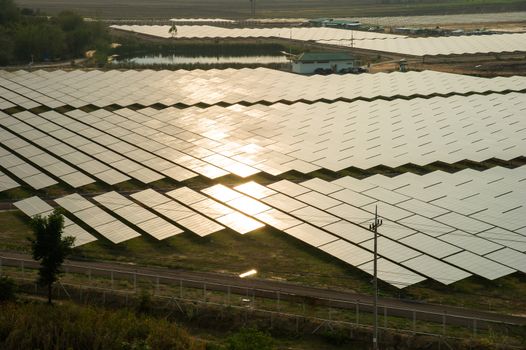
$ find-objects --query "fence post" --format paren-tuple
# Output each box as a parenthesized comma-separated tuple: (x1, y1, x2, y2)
(412, 311, 416, 334)
(442, 313, 446, 335)
(296, 316, 299, 333)
(384, 306, 387, 328)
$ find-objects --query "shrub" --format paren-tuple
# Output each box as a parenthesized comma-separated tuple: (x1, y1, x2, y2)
(0, 276, 16, 302)
(226, 327, 274, 350)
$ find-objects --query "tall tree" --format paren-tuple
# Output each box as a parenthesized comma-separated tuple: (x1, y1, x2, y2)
(0, 0, 19, 26)
(29, 209, 75, 304)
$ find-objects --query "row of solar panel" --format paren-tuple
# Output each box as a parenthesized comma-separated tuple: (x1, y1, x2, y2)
(110, 25, 526, 57)
(14, 186, 264, 246)
(2, 69, 526, 109)
(193, 173, 525, 288)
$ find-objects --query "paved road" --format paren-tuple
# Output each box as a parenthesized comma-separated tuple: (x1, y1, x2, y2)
(1, 250, 524, 327)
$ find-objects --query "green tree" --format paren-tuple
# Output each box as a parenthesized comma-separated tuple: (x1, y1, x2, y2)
(29, 209, 75, 304)
(0, 28, 14, 65)
(14, 22, 66, 62)
(0, 0, 19, 26)
(56, 11, 83, 32)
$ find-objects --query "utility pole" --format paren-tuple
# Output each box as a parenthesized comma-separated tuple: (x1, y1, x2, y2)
(369, 205, 382, 350)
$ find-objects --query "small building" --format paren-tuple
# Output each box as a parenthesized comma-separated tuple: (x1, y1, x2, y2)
(308, 18, 361, 29)
(291, 52, 356, 75)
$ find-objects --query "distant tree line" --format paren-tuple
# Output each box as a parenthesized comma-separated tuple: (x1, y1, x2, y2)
(0, 0, 109, 65)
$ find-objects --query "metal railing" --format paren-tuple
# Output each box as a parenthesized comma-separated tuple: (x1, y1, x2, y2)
(0, 255, 522, 348)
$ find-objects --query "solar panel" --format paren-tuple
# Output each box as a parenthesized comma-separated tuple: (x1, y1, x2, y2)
(291, 206, 339, 227)
(217, 211, 264, 234)
(234, 181, 276, 199)
(323, 220, 373, 244)
(358, 258, 426, 289)
(485, 248, 526, 273)
(177, 213, 225, 236)
(361, 237, 422, 263)
(136, 217, 183, 240)
(268, 180, 310, 197)
(54, 193, 92, 213)
(444, 251, 514, 280)
(254, 208, 302, 231)
(477, 227, 526, 252)
(130, 188, 171, 207)
(14, 196, 53, 217)
(319, 239, 373, 266)
(95, 220, 141, 244)
(93, 191, 132, 211)
(189, 198, 234, 219)
(285, 223, 338, 247)
(201, 184, 243, 202)
(55, 193, 141, 243)
(0, 171, 19, 192)
(14, 196, 97, 247)
(400, 233, 462, 259)
(295, 191, 341, 210)
(166, 187, 207, 205)
(402, 255, 471, 285)
(439, 230, 502, 255)
(131, 188, 224, 236)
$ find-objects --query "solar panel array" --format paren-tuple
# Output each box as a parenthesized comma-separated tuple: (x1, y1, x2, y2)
(55, 193, 141, 244)
(110, 25, 403, 40)
(320, 32, 526, 56)
(93, 191, 184, 240)
(14, 196, 96, 247)
(2, 69, 525, 108)
(1, 68, 525, 289)
(209, 168, 526, 286)
(2, 92, 524, 183)
(132, 188, 226, 236)
(110, 25, 526, 56)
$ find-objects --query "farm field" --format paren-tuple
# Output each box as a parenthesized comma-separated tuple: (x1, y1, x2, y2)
(15, 0, 526, 19)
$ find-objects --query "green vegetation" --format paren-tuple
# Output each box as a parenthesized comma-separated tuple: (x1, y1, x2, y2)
(0, 276, 17, 302)
(29, 209, 75, 303)
(0, 0, 109, 65)
(0, 301, 204, 350)
(113, 37, 294, 57)
(225, 328, 274, 350)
